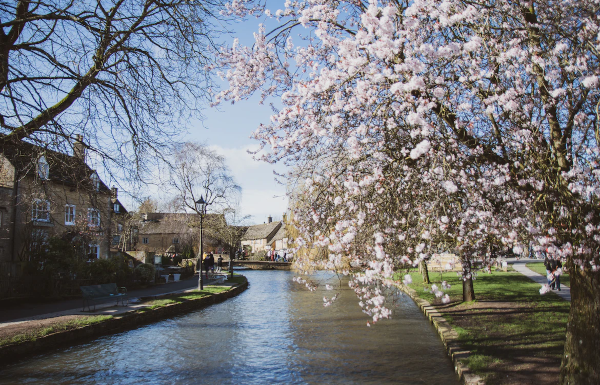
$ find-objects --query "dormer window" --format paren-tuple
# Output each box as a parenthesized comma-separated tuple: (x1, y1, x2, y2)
(37, 156, 49, 180)
(91, 172, 100, 191)
(114, 203, 120, 213)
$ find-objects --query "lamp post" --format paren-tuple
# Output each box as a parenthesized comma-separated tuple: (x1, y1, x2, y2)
(195, 196, 207, 290)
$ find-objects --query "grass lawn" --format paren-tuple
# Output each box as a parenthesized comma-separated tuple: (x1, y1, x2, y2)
(395, 268, 569, 385)
(526, 262, 570, 287)
(142, 276, 247, 310)
(0, 315, 112, 347)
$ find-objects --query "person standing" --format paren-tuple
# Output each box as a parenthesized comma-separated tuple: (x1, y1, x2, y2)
(217, 255, 223, 272)
(554, 257, 563, 291)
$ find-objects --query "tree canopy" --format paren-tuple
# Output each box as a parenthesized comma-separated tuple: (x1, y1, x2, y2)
(0, 0, 233, 183)
(216, 1, 600, 383)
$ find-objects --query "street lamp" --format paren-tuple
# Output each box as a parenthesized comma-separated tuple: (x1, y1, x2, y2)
(195, 196, 207, 290)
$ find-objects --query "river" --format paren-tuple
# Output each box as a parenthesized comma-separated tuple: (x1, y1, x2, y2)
(0, 270, 458, 384)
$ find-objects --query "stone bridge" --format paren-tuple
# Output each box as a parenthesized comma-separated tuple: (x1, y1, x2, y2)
(231, 260, 292, 270)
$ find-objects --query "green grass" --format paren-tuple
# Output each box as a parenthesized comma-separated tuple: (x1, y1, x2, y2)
(395, 268, 570, 384)
(141, 275, 247, 310)
(526, 262, 570, 287)
(0, 315, 113, 347)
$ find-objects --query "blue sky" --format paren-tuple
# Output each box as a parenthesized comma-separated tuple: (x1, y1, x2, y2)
(150, 11, 290, 225)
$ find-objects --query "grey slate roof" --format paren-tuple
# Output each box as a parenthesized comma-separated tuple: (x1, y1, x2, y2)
(241, 221, 281, 241)
(271, 225, 287, 241)
(138, 213, 224, 235)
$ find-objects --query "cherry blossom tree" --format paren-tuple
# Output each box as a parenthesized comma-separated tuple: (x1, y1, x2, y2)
(216, 1, 599, 382)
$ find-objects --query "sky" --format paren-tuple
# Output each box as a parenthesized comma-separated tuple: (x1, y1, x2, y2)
(127, 11, 289, 226)
(188, 95, 289, 225)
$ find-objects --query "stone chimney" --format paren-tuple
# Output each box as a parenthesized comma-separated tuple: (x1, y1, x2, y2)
(268, 215, 272, 223)
(111, 187, 118, 198)
(73, 134, 85, 161)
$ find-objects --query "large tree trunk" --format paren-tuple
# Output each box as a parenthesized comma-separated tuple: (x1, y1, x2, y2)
(420, 260, 430, 284)
(462, 259, 475, 302)
(560, 265, 600, 384)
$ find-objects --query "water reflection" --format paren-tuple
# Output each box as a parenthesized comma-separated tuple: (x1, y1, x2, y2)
(0, 270, 458, 384)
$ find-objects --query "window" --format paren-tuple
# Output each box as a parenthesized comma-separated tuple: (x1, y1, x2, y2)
(173, 238, 179, 244)
(88, 244, 100, 259)
(65, 204, 76, 225)
(114, 203, 120, 213)
(37, 156, 49, 180)
(142, 237, 149, 244)
(117, 223, 123, 233)
(32, 199, 50, 222)
(87, 208, 100, 227)
(112, 235, 121, 245)
(91, 173, 100, 191)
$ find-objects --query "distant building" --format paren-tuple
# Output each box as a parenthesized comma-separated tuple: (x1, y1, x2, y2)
(270, 225, 288, 251)
(133, 212, 229, 258)
(241, 216, 282, 254)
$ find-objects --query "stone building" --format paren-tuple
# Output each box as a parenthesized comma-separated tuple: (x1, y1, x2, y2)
(133, 213, 229, 259)
(240, 217, 282, 254)
(0, 136, 113, 292)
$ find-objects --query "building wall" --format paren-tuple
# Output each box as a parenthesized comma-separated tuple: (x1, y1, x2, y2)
(137, 232, 182, 254)
(241, 238, 268, 253)
(0, 186, 13, 263)
(11, 175, 112, 261)
(275, 237, 288, 251)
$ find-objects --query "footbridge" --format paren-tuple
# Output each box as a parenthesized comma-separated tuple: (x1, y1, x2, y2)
(230, 260, 293, 270)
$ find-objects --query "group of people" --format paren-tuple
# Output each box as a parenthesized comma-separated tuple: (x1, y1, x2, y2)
(544, 255, 563, 291)
(200, 252, 224, 273)
(266, 249, 290, 262)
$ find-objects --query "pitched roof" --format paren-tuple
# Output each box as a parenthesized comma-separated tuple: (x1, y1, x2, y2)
(138, 213, 225, 235)
(0, 137, 110, 193)
(111, 198, 129, 214)
(271, 225, 287, 241)
(241, 221, 281, 241)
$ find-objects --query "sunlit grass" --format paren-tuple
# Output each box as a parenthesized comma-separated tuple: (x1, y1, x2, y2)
(394, 268, 569, 384)
(0, 315, 113, 347)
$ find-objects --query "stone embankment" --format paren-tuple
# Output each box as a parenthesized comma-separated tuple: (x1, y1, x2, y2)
(395, 282, 484, 385)
(0, 279, 248, 366)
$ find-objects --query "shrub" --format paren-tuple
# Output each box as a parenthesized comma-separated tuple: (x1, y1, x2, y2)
(253, 250, 267, 261)
(135, 263, 156, 284)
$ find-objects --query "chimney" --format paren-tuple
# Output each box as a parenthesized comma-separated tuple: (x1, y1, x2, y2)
(73, 134, 85, 161)
(111, 187, 118, 198)
(268, 215, 272, 223)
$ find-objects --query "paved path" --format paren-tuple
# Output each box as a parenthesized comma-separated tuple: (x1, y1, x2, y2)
(0, 276, 202, 324)
(507, 258, 571, 302)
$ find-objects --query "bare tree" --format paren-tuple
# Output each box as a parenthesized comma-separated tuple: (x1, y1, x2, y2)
(0, 0, 235, 183)
(167, 142, 241, 215)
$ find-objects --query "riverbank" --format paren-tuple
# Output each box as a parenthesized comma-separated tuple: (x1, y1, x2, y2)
(0, 275, 248, 366)
(395, 267, 569, 385)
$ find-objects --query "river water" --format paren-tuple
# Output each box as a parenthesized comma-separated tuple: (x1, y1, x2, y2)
(0, 270, 458, 384)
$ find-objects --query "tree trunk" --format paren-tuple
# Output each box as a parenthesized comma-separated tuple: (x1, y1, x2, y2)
(462, 259, 475, 302)
(462, 276, 475, 302)
(420, 260, 430, 284)
(560, 266, 600, 384)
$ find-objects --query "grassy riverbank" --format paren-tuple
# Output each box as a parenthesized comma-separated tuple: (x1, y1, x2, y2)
(0, 275, 248, 362)
(0, 315, 112, 347)
(396, 268, 569, 385)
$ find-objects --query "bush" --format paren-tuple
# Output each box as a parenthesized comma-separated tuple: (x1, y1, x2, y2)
(253, 250, 267, 261)
(135, 263, 156, 284)
(84, 259, 116, 284)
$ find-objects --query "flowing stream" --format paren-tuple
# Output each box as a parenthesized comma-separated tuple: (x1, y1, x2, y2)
(0, 270, 458, 384)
